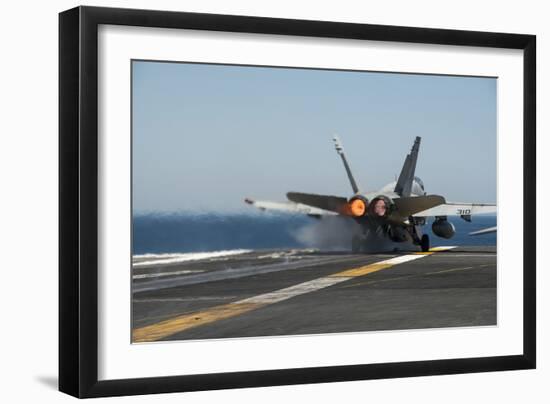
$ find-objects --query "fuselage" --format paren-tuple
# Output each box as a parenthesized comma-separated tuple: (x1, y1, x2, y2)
(346, 178, 426, 223)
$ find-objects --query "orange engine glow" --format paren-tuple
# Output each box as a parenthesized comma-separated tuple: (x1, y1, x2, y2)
(349, 198, 367, 217)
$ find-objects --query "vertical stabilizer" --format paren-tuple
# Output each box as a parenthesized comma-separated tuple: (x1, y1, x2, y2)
(394, 137, 421, 197)
(333, 135, 360, 194)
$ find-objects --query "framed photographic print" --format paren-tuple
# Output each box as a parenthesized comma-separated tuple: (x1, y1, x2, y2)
(59, 5, 536, 398)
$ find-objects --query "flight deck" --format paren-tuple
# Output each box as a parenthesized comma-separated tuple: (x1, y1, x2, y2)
(132, 246, 496, 343)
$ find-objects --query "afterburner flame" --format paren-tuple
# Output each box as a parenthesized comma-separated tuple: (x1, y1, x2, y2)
(349, 198, 366, 217)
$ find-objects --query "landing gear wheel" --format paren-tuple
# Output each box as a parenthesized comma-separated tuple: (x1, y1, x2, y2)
(420, 234, 430, 252)
(352, 235, 362, 253)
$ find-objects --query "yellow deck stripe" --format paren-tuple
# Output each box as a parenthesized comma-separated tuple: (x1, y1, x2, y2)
(330, 262, 393, 277)
(133, 302, 264, 343)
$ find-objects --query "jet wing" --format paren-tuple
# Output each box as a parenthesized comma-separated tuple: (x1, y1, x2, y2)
(413, 202, 496, 217)
(286, 192, 349, 214)
(244, 198, 337, 216)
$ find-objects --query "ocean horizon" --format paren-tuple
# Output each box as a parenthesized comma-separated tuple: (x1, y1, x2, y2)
(132, 212, 497, 255)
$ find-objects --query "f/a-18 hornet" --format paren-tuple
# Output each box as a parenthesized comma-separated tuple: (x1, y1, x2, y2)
(245, 136, 496, 252)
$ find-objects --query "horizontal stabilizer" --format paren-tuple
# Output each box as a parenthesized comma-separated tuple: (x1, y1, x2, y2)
(287, 192, 348, 214)
(413, 202, 497, 218)
(244, 198, 337, 216)
(393, 195, 446, 217)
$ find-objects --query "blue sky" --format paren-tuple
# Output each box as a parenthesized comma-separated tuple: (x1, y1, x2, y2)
(132, 61, 496, 214)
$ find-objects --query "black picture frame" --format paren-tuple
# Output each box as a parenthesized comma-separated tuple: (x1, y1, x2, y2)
(59, 5, 536, 398)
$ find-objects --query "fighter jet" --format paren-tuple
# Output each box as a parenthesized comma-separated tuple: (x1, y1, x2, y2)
(245, 136, 496, 252)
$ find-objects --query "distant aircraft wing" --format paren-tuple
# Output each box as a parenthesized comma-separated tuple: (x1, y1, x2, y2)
(413, 202, 497, 217)
(469, 226, 497, 236)
(244, 198, 337, 216)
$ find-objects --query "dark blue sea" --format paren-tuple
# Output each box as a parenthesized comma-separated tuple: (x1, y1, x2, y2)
(132, 213, 496, 255)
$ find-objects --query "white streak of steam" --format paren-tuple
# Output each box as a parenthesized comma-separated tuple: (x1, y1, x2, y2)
(293, 216, 359, 251)
(292, 216, 416, 253)
(133, 249, 252, 267)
